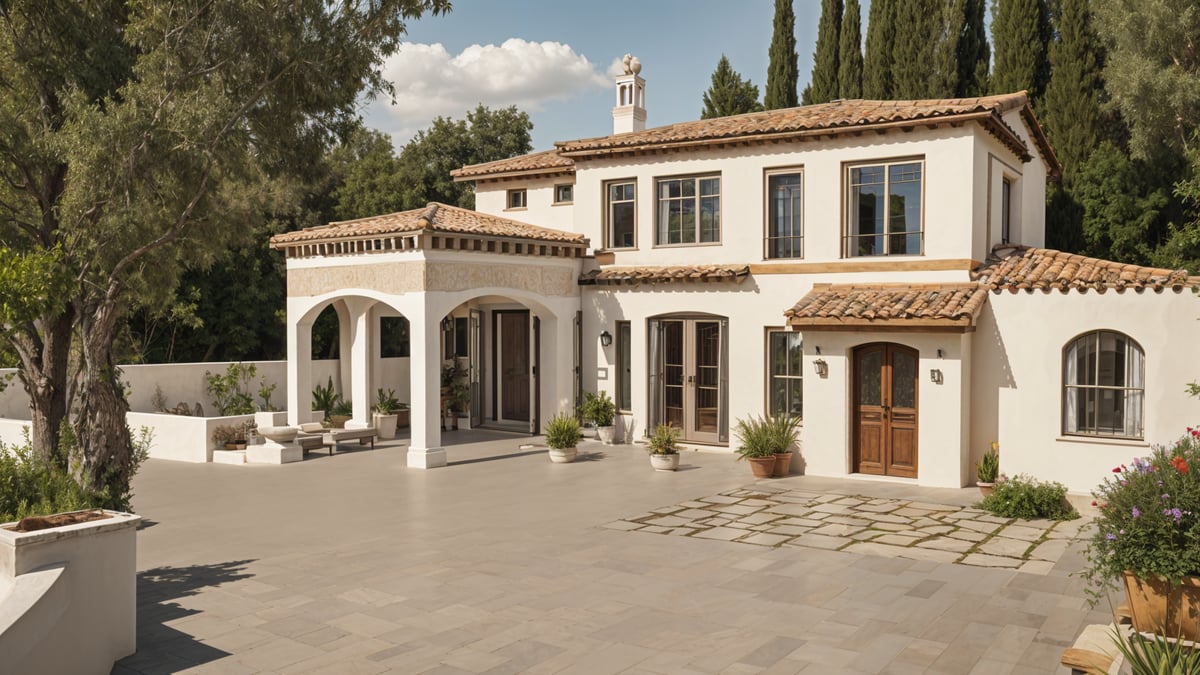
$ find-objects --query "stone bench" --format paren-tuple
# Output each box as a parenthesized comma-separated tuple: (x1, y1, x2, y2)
(327, 427, 377, 450)
(295, 424, 376, 455)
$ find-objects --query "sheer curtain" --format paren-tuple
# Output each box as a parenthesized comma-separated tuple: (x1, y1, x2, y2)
(1064, 339, 1078, 434)
(648, 320, 662, 435)
(1125, 340, 1145, 437)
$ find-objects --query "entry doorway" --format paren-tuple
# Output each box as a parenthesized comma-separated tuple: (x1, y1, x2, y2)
(493, 310, 530, 424)
(852, 343, 918, 478)
(651, 317, 726, 444)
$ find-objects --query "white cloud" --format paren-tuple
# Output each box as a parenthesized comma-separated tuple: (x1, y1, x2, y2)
(377, 38, 609, 138)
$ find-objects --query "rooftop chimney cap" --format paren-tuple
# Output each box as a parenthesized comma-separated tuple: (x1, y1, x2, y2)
(621, 53, 642, 75)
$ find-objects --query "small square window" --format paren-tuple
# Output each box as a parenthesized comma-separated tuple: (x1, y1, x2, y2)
(554, 184, 574, 204)
(506, 189, 527, 210)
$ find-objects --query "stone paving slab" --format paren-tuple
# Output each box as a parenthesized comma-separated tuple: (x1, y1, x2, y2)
(612, 485, 1089, 573)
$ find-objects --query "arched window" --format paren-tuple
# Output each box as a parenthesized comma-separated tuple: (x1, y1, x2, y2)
(1063, 331, 1144, 438)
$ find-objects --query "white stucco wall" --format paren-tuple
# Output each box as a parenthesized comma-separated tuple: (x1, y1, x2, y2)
(973, 289, 1200, 494)
(475, 174, 575, 234)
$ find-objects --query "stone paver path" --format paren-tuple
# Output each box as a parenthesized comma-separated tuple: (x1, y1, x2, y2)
(608, 482, 1090, 574)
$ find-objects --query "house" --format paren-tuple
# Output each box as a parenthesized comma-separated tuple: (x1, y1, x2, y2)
(269, 60, 1200, 492)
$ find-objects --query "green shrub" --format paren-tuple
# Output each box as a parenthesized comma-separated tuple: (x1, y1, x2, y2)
(581, 391, 616, 427)
(977, 442, 999, 482)
(311, 376, 338, 413)
(647, 423, 680, 455)
(544, 412, 582, 449)
(0, 442, 98, 522)
(734, 414, 800, 459)
(373, 388, 401, 415)
(978, 473, 1079, 521)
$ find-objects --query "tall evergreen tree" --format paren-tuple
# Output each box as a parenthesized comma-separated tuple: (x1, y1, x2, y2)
(957, 0, 990, 96)
(862, 0, 895, 98)
(1041, 0, 1104, 186)
(990, 0, 1051, 100)
(765, 0, 799, 109)
(701, 55, 764, 119)
(803, 0, 842, 104)
(838, 0, 864, 99)
(892, 0, 960, 98)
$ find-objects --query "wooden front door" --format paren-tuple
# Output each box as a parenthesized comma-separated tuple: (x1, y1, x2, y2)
(660, 318, 722, 444)
(853, 343, 918, 478)
(497, 311, 530, 422)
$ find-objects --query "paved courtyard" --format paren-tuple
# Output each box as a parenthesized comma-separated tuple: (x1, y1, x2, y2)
(115, 435, 1112, 674)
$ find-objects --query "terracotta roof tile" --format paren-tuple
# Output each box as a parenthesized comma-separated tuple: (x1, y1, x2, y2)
(269, 202, 587, 248)
(449, 148, 575, 180)
(580, 265, 750, 286)
(785, 283, 988, 330)
(455, 92, 1060, 180)
(972, 245, 1200, 292)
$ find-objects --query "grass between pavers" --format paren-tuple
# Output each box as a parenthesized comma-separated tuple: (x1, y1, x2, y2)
(605, 487, 1092, 574)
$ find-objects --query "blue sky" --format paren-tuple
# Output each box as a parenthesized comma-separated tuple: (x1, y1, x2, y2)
(363, 0, 836, 151)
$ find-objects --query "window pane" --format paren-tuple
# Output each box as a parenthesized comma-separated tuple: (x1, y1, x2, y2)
(616, 322, 631, 410)
(700, 196, 719, 242)
(681, 198, 696, 243)
(788, 378, 803, 417)
(611, 202, 634, 248)
(682, 179, 695, 197)
(788, 333, 803, 375)
(700, 178, 720, 196)
(859, 350, 882, 406)
(891, 350, 916, 409)
(770, 332, 787, 376)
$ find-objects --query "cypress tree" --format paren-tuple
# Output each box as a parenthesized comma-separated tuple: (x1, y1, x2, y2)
(862, 0, 894, 98)
(765, 0, 799, 109)
(990, 0, 1051, 100)
(957, 0, 989, 96)
(838, 0, 863, 99)
(1041, 0, 1104, 186)
(803, 0, 842, 105)
(892, 0, 958, 98)
(701, 55, 764, 119)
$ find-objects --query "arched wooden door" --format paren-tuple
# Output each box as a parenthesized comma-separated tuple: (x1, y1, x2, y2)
(853, 343, 918, 478)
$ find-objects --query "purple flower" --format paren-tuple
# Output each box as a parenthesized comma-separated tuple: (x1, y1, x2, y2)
(1171, 508, 1184, 523)
(1106, 533, 1117, 541)
(1132, 507, 1142, 518)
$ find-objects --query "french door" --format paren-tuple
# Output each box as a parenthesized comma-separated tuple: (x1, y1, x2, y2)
(853, 343, 918, 478)
(469, 309, 483, 427)
(495, 311, 530, 423)
(651, 317, 726, 444)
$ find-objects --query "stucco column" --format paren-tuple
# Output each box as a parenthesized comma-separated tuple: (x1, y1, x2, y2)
(286, 314, 313, 426)
(345, 297, 374, 428)
(407, 298, 446, 468)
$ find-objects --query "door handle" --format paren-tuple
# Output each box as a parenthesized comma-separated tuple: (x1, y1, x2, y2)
(687, 375, 695, 384)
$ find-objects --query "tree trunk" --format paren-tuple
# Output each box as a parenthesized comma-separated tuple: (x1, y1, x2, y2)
(73, 302, 133, 503)
(21, 311, 75, 467)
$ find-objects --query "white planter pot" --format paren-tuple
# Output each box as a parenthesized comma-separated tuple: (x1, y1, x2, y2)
(581, 424, 598, 439)
(548, 447, 577, 463)
(650, 453, 680, 471)
(373, 413, 398, 440)
(596, 425, 616, 444)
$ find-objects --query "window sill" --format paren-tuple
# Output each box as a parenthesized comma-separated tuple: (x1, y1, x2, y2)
(503, 207, 528, 212)
(652, 241, 722, 249)
(1056, 435, 1148, 448)
(551, 202, 573, 207)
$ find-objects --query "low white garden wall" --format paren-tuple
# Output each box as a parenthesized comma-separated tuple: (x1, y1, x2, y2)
(126, 412, 255, 463)
(0, 419, 30, 450)
(0, 510, 141, 675)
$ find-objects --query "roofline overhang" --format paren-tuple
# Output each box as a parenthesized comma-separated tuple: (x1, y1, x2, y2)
(450, 166, 575, 183)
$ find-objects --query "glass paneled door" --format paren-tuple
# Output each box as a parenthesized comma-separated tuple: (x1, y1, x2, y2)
(653, 317, 726, 444)
(852, 343, 918, 478)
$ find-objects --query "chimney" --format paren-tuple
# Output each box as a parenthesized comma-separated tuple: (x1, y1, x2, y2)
(612, 54, 646, 134)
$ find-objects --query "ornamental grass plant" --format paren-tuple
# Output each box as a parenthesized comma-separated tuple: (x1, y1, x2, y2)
(1083, 433, 1200, 596)
(978, 473, 1079, 520)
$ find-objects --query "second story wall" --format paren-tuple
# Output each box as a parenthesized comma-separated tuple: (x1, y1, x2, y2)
(570, 124, 983, 269)
(474, 174, 575, 234)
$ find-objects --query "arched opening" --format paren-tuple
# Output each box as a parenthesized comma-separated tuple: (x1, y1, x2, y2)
(851, 342, 918, 478)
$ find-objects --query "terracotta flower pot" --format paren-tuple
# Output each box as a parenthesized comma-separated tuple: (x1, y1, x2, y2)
(748, 456, 776, 479)
(977, 482, 995, 498)
(1123, 571, 1200, 641)
(772, 452, 793, 477)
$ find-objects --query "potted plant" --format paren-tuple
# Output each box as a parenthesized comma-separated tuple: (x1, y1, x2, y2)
(647, 423, 680, 471)
(768, 414, 801, 477)
(977, 441, 999, 496)
(329, 397, 353, 429)
(582, 391, 617, 444)
(441, 362, 468, 430)
(372, 388, 402, 439)
(1083, 432, 1200, 641)
(733, 414, 778, 478)
(211, 424, 246, 450)
(312, 376, 337, 425)
(544, 411, 583, 463)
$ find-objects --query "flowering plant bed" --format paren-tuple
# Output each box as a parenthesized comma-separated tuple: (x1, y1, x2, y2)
(1085, 433, 1200, 590)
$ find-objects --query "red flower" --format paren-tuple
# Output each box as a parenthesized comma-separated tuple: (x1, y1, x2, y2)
(1112, 467, 1122, 473)
(1171, 456, 1190, 474)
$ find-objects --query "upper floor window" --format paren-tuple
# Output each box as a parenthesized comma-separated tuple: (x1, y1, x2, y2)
(765, 170, 803, 259)
(1064, 330, 1144, 439)
(506, 189, 527, 210)
(606, 180, 636, 249)
(554, 184, 574, 205)
(845, 160, 923, 257)
(1001, 177, 1012, 244)
(767, 330, 802, 418)
(656, 175, 720, 246)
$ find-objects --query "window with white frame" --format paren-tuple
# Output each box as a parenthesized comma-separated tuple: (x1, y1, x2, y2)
(606, 180, 636, 248)
(656, 175, 720, 245)
(1064, 330, 1144, 438)
(506, 189, 527, 210)
(767, 330, 803, 418)
(765, 171, 803, 259)
(845, 160, 923, 257)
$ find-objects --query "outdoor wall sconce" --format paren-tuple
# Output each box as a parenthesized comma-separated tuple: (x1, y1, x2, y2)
(930, 368, 943, 384)
(813, 358, 828, 377)
(936, 348, 944, 359)
(599, 330, 613, 347)
(814, 345, 822, 355)
(440, 316, 452, 333)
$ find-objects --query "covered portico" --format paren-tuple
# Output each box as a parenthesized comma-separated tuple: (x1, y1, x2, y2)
(269, 203, 588, 469)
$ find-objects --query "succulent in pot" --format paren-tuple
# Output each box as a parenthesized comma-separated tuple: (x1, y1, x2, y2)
(977, 441, 999, 496)
(544, 412, 583, 463)
(647, 423, 680, 471)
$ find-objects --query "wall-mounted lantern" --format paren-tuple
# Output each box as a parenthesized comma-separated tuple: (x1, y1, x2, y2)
(930, 369, 943, 384)
(813, 358, 828, 377)
(599, 330, 613, 347)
